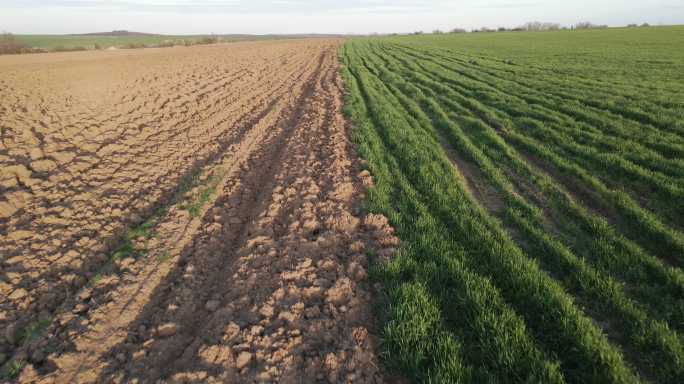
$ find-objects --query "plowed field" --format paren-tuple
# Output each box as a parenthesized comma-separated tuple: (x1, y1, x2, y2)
(1, 40, 393, 383)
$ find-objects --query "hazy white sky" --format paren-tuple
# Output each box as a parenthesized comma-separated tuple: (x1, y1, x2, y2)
(1, 0, 683, 35)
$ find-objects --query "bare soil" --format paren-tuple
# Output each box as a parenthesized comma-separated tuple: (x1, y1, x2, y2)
(0, 40, 396, 383)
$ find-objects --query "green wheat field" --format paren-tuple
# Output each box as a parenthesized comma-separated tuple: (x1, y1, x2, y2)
(342, 25, 684, 383)
(12, 33, 294, 50)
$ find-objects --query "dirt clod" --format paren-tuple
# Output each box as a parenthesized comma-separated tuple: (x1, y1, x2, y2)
(236, 351, 253, 369)
(73, 303, 89, 314)
(157, 323, 178, 337)
(9, 288, 28, 300)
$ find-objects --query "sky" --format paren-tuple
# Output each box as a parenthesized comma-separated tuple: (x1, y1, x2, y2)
(1, 0, 683, 35)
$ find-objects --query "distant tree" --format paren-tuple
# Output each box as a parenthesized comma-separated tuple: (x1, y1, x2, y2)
(574, 21, 608, 29)
(523, 21, 543, 31)
(432, 29, 444, 34)
(498, 27, 508, 32)
(450, 28, 467, 33)
(521, 21, 561, 32)
(413, 31, 424, 35)
(641, 22, 650, 27)
(627, 23, 638, 28)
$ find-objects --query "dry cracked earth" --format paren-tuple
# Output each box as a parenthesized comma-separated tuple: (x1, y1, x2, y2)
(0, 39, 398, 383)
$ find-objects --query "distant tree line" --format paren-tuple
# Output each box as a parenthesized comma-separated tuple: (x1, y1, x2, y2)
(418, 20, 653, 35)
(521, 21, 561, 31)
(627, 23, 650, 28)
(572, 21, 609, 30)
